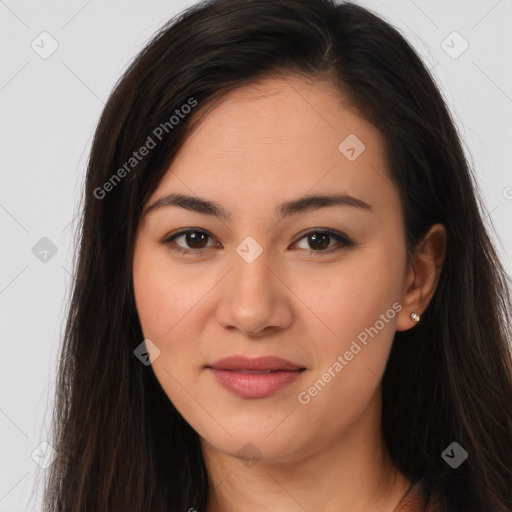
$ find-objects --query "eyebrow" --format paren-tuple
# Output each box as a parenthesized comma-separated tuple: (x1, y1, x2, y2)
(142, 192, 372, 220)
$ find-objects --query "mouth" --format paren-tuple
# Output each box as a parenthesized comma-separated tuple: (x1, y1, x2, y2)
(205, 355, 306, 398)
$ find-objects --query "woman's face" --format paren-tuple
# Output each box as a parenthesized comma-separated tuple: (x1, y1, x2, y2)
(133, 76, 410, 462)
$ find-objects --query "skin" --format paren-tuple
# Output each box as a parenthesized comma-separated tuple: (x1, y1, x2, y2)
(132, 75, 446, 512)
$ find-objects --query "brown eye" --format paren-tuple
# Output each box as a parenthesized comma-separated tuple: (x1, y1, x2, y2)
(294, 230, 353, 253)
(180, 231, 209, 249)
(163, 229, 218, 255)
(306, 232, 330, 250)
(162, 228, 353, 257)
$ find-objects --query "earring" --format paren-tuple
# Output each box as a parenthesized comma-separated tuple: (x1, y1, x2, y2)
(410, 312, 421, 323)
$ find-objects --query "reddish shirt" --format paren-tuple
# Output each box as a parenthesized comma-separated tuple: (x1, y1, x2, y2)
(394, 480, 433, 512)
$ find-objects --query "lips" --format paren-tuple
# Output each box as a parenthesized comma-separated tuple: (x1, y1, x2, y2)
(206, 355, 305, 372)
(206, 355, 306, 398)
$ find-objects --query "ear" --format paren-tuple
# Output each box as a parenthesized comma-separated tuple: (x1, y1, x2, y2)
(396, 223, 447, 331)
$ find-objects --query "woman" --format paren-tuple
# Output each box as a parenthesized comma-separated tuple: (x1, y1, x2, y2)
(43, 0, 512, 511)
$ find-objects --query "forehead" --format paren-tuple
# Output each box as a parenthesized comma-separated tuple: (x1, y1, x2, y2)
(182, 76, 377, 161)
(150, 76, 397, 217)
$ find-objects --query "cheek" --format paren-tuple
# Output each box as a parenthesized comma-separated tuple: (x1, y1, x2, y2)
(133, 259, 170, 341)
(133, 246, 204, 341)
(132, 248, 207, 410)
(293, 267, 402, 442)
(132, 245, 222, 402)
(293, 249, 403, 410)
(299, 254, 402, 349)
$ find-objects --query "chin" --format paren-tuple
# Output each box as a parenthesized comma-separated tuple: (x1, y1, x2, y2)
(199, 424, 307, 465)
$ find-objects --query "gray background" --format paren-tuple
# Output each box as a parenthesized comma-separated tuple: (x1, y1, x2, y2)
(1, 0, 511, 510)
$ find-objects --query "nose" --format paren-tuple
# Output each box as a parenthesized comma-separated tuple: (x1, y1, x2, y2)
(215, 243, 293, 337)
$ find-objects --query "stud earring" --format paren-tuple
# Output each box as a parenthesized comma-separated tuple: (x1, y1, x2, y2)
(410, 312, 421, 323)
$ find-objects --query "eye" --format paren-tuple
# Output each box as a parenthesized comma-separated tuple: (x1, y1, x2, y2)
(161, 228, 354, 256)
(293, 229, 354, 254)
(162, 229, 218, 256)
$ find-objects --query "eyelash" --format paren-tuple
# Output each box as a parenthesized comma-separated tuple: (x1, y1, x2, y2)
(161, 228, 354, 257)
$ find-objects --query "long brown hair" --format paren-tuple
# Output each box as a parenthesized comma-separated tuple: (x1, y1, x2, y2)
(43, 1, 512, 510)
